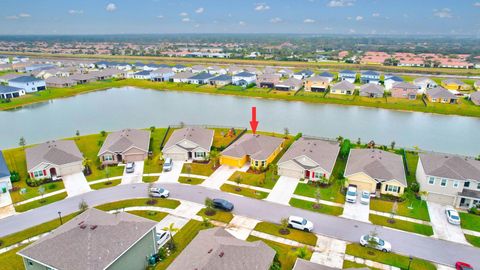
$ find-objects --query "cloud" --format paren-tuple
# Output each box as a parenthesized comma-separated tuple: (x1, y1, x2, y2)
(433, 8, 452, 18)
(5, 15, 19, 20)
(372, 12, 380, 17)
(5, 13, 31, 20)
(181, 17, 191, 22)
(156, 15, 164, 19)
(270, 17, 282, 23)
(474, 2, 480, 7)
(194, 24, 200, 28)
(355, 16, 363, 21)
(303, 18, 315, 23)
(18, 13, 31, 18)
(239, 21, 246, 26)
(327, 0, 354, 7)
(349, 28, 356, 33)
(254, 3, 270, 11)
(106, 3, 117, 12)
(179, 12, 188, 17)
(195, 7, 204, 14)
(68, 10, 84, 15)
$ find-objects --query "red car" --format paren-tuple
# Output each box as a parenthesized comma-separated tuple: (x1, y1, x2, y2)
(456, 262, 473, 270)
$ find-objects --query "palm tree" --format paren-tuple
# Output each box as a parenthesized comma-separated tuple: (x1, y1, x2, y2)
(234, 176, 242, 191)
(163, 223, 179, 251)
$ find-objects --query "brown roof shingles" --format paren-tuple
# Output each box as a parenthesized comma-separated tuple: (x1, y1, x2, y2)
(221, 134, 283, 161)
(26, 140, 83, 171)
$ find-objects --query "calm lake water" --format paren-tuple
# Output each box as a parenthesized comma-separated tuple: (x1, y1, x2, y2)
(2, 87, 480, 155)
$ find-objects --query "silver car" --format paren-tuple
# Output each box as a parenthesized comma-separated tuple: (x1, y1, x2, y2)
(125, 162, 135, 173)
(163, 158, 173, 172)
(445, 206, 461, 225)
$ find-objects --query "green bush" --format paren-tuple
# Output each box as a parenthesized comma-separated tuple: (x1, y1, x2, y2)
(9, 171, 20, 183)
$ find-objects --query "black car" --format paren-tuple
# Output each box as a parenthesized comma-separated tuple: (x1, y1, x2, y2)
(212, 198, 234, 211)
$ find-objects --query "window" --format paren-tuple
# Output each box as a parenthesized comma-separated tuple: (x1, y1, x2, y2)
(464, 181, 470, 188)
(453, 181, 459, 188)
(261, 160, 266, 167)
(254, 160, 258, 167)
(33, 170, 44, 178)
(104, 154, 113, 161)
(477, 182, 480, 190)
(428, 177, 435, 185)
(194, 152, 205, 158)
(440, 179, 448, 187)
(386, 185, 400, 193)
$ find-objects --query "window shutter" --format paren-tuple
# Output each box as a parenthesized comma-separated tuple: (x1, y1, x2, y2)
(385, 184, 388, 192)
(43, 170, 46, 176)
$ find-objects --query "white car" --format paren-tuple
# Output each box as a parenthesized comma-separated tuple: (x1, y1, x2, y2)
(163, 158, 173, 172)
(360, 234, 392, 252)
(149, 187, 170, 198)
(287, 216, 314, 232)
(360, 191, 370, 205)
(156, 230, 171, 248)
(346, 185, 357, 203)
(445, 206, 461, 225)
(125, 162, 135, 173)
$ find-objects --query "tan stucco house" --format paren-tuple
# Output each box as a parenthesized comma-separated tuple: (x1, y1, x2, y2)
(26, 140, 84, 180)
(344, 149, 407, 196)
(277, 138, 339, 180)
(416, 152, 480, 208)
(162, 127, 214, 161)
(98, 129, 151, 165)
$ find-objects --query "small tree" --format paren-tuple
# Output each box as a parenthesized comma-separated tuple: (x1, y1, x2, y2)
(163, 223, 179, 251)
(19, 137, 26, 148)
(234, 176, 242, 191)
(336, 136, 344, 143)
(150, 126, 156, 133)
(209, 150, 220, 168)
(204, 197, 216, 216)
(366, 228, 379, 255)
(388, 201, 398, 224)
(279, 217, 290, 235)
(100, 130, 106, 137)
(313, 187, 322, 209)
(356, 138, 361, 145)
(201, 216, 213, 228)
(75, 130, 80, 139)
(38, 186, 46, 203)
(295, 246, 310, 259)
(283, 127, 290, 138)
(78, 199, 89, 212)
(390, 141, 396, 150)
(179, 121, 185, 128)
(340, 139, 351, 159)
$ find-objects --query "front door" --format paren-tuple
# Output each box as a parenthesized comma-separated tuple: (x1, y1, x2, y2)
(305, 170, 310, 179)
(116, 154, 123, 163)
(188, 152, 193, 159)
(49, 167, 57, 178)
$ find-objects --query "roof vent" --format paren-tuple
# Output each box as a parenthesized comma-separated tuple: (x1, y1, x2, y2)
(78, 221, 84, 225)
(80, 224, 87, 229)
(219, 252, 224, 258)
(90, 225, 98, 230)
(208, 249, 213, 254)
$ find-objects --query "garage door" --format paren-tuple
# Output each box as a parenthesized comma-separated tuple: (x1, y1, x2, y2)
(164, 153, 187, 161)
(349, 180, 375, 193)
(124, 153, 146, 162)
(59, 163, 83, 176)
(427, 193, 456, 205)
(278, 167, 302, 179)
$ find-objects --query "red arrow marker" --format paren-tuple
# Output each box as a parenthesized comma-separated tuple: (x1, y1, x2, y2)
(250, 106, 259, 134)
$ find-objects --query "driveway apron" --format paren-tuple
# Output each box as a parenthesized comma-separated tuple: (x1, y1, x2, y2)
(121, 161, 144, 184)
(265, 176, 299, 205)
(63, 172, 91, 197)
(427, 202, 469, 245)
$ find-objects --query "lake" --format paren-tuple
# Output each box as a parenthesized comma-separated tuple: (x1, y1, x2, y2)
(2, 87, 479, 156)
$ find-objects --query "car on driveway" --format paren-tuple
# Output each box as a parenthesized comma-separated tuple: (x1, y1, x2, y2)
(360, 190, 370, 205)
(287, 216, 314, 232)
(212, 198, 234, 211)
(455, 262, 473, 270)
(445, 206, 461, 225)
(360, 234, 392, 252)
(149, 187, 170, 198)
(125, 162, 135, 173)
(346, 184, 357, 203)
(156, 230, 171, 248)
(163, 158, 173, 172)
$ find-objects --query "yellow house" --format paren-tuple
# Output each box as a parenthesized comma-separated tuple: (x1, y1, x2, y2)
(441, 79, 471, 91)
(304, 76, 330, 92)
(220, 134, 284, 169)
(344, 149, 407, 196)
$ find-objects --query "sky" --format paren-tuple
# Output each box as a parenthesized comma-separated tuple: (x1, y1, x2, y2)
(1, 0, 479, 36)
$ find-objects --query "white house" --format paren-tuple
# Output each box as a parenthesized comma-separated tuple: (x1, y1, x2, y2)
(162, 127, 214, 161)
(8, 76, 46, 93)
(0, 151, 12, 208)
(232, 71, 256, 86)
(413, 77, 438, 94)
(0, 85, 26, 99)
(151, 68, 175, 82)
(384, 75, 404, 90)
(132, 70, 152, 80)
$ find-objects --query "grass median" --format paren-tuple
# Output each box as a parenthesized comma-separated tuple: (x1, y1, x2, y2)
(220, 183, 269, 199)
(181, 162, 216, 177)
(254, 222, 317, 246)
(127, 210, 169, 222)
(289, 198, 344, 216)
(369, 214, 434, 236)
(14, 192, 68, 213)
(459, 212, 480, 232)
(197, 208, 234, 223)
(95, 198, 180, 211)
(178, 176, 205, 185)
(0, 245, 28, 270)
(465, 234, 480, 248)
(90, 179, 121, 190)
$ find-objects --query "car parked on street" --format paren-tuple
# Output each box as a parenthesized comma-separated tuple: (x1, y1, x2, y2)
(156, 230, 171, 248)
(163, 158, 173, 172)
(360, 190, 370, 205)
(455, 262, 473, 270)
(360, 234, 392, 252)
(212, 198, 234, 211)
(287, 216, 314, 232)
(346, 184, 357, 203)
(445, 206, 461, 225)
(149, 187, 170, 198)
(125, 162, 135, 173)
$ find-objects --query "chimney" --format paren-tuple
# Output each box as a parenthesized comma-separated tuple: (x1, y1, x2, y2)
(208, 249, 213, 254)
(90, 225, 98, 230)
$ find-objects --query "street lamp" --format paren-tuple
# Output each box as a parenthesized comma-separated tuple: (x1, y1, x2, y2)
(408, 255, 413, 270)
(58, 211, 63, 225)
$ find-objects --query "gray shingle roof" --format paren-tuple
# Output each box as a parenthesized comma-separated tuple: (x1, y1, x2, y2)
(163, 127, 214, 151)
(9, 75, 43, 83)
(167, 227, 275, 270)
(45, 76, 76, 85)
(0, 85, 23, 94)
(360, 83, 385, 95)
(470, 91, 480, 105)
(221, 134, 283, 160)
(189, 72, 215, 80)
(392, 82, 417, 90)
(345, 149, 407, 186)
(26, 140, 83, 171)
(293, 259, 342, 270)
(98, 129, 150, 155)
(0, 151, 10, 178)
(172, 71, 194, 79)
(210, 74, 232, 82)
(426, 86, 458, 99)
(331, 80, 355, 91)
(413, 77, 435, 84)
(18, 208, 157, 270)
(442, 78, 466, 85)
(278, 138, 339, 174)
(419, 152, 480, 181)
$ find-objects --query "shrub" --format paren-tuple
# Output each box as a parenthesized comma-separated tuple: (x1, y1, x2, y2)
(146, 199, 158, 205)
(469, 207, 479, 215)
(47, 183, 57, 190)
(9, 171, 20, 183)
(409, 182, 420, 193)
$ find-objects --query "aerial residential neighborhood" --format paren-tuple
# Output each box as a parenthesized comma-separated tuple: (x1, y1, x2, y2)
(0, 1, 479, 270)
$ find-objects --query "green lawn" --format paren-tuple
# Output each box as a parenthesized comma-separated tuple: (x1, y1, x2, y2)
(181, 162, 215, 176)
(289, 198, 344, 216)
(343, 260, 382, 270)
(405, 151, 419, 186)
(178, 176, 205, 185)
(369, 214, 434, 236)
(220, 184, 269, 199)
(370, 197, 430, 221)
(143, 176, 159, 183)
(228, 170, 279, 189)
(144, 128, 168, 173)
(90, 179, 121, 190)
(197, 208, 234, 223)
(152, 220, 205, 270)
(14, 192, 68, 212)
(95, 198, 180, 211)
(465, 234, 480, 248)
(294, 181, 345, 204)
(127, 210, 169, 222)
(254, 222, 318, 246)
(0, 212, 79, 248)
(460, 212, 480, 232)
(0, 245, 28, 270)
(247, 236, 312, 270)
(212, 128, 243, 150)
(346, 243, 436, 270)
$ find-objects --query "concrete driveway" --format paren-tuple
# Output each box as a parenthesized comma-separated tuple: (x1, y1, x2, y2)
(121, 161, 144, 185)
(158, 161, 184, 183)
(341, 194, 370, 223)
(201, 164, 248, 189)
(63, 172, 91, 197)
(427, 202, 469, 244)
(265, 176, 299, 205)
